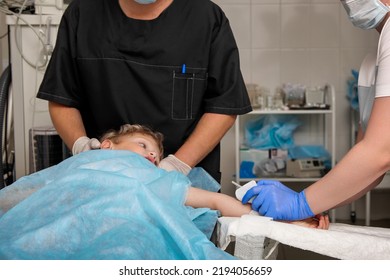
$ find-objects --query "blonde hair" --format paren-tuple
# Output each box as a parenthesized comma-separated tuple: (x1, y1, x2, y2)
(100, 124, 164, 159)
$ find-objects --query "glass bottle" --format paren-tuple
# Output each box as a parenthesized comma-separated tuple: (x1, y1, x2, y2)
(273, 87, 285, 110)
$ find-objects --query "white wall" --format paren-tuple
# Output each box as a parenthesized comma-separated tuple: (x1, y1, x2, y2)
(214, 0, 389, 221)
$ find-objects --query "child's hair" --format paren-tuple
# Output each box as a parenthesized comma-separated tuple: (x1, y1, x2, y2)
(100, 124, 164, 159)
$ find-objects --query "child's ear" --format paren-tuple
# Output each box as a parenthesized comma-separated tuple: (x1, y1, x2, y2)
(100, 139, 113, 150)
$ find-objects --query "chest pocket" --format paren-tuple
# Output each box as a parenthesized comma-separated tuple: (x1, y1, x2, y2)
(172, 70, 207, 120)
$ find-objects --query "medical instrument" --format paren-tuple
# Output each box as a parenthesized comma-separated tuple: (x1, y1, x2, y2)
(242, 179, 314, 220)
(232, 180, 256, 203)
(286, 158, 324, 178)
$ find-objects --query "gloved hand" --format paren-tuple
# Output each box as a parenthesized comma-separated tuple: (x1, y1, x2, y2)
(242, 180, 314, 221)
(72, 136, 101, 155)
(158, 154, 191, 175)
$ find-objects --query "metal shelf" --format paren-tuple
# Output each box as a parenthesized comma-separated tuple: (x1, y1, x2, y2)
(237, 177, 323, 183)
(235, 84, 337, 221)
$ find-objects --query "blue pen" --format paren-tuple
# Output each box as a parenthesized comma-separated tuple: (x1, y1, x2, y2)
(182, 64, 186, 74)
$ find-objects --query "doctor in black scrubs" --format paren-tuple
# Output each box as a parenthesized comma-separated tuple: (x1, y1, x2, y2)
(37, 0, 252, 182)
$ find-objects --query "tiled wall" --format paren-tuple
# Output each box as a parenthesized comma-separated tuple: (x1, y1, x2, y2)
(215, 0, 383, 219)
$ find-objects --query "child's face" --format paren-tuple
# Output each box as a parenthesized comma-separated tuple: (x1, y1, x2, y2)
(101, 133, 161, 165)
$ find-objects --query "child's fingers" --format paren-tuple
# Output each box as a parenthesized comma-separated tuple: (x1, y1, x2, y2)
(324, 215, 330, 229)
(314, 214, 329, 229)
(316, 216, 323, 229)
(318, 214, 330, 229)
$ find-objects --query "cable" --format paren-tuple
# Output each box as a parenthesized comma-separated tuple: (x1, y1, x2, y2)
(0, 2, 49, 70)
(1, 1, 61, 176)
(15, 0, 48, 69)
(0, 65, 11, 188)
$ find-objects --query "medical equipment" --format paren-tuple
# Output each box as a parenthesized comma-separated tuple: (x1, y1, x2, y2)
(34, 0, 72, 14)
(4, 12, 61, 179)
(283, 83, 306, 107)
(233, 180, 256, 203)
(286, 158, 324, 178)
(245, 84, 269, 110)
(217, 216, 279, 260)
(29, 126, 70, 173)
(218, 215, 390, 260)
(0, 66, 12, 189)
(305, 86, 325, 107)
(241, 180, 314, 221)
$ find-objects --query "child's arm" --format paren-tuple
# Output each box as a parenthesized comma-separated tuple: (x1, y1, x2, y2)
(185, 186, 330, 229)
(185, 186, 251, 217)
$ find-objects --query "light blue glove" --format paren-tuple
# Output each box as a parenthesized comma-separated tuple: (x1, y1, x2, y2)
(242, 180, 314, 221)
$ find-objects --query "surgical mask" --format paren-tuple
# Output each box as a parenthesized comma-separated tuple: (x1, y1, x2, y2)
(341, 0, 390, 29)
(134, 0, 156, 4)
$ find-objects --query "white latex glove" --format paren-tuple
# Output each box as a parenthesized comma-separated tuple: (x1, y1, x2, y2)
(158, 154, 191, 175)
(72, 136, 101, 155)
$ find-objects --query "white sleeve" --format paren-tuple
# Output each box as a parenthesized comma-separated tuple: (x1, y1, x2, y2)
(376, 19, 390, 98)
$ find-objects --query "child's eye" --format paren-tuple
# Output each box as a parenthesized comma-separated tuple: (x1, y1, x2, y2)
(138, 142, 146, 148)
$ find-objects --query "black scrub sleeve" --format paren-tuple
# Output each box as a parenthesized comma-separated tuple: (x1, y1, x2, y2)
(204, 10, 252, 115)
(37, 1, 82, 108)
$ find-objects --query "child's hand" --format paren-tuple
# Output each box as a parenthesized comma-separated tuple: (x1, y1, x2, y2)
(290, 214, 330, 229)
(315, 214, 330, 229)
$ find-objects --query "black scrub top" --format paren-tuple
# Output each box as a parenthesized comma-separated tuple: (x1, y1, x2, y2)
(37, 0, 252, 182)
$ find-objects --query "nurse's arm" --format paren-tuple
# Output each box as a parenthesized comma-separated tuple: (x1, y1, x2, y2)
(305, 96, 390, 214)
(333, 124, 385, 207)
(48, 101, 87, 150)
(174, 113, 236, 167)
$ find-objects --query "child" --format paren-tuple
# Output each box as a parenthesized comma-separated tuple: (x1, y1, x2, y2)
(99, 124, 329, 229)
(0, 123, 328, 260)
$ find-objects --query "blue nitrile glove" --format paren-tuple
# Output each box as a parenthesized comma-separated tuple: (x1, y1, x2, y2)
(241, 180, 314, 221)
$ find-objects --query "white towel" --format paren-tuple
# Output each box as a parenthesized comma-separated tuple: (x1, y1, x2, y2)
(218, 215, 390, 260)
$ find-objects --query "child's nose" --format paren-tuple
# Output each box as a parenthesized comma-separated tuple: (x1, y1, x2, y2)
(149, 151, 157, 158)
